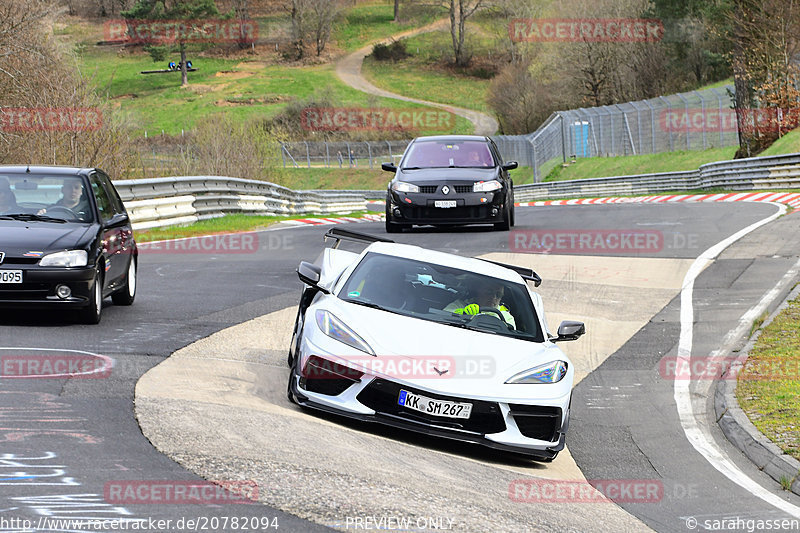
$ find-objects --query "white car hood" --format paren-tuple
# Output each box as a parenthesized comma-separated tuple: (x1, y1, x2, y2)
(312, 297, 573, 401)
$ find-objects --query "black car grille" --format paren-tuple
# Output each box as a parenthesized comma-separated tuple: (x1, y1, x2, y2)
(508, 404, 562, 441)
(357, 378, 506, 434)
(406, 206, 490, 220)
(418, 185, 438, 194)
(0, 284, 51, 300)
(0, 258, 39, 265)
(454, 185, 472, 193)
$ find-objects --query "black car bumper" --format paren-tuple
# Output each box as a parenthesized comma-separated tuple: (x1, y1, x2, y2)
(0, 266, 95, 307)
(387, 189, 508, 225)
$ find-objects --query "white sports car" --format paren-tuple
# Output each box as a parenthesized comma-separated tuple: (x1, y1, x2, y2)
(287, 228, 585, 461)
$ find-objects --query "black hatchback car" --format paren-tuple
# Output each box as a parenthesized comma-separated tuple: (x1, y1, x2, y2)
(382, 135, 517, 232)
(0, 166, 137, 324)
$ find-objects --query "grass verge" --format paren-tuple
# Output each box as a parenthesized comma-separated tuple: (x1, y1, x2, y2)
(544, 147, 738, 181)
(134, 211, 368, 242)
(361, 28, 493, 112)
(737, 292, 800, 462)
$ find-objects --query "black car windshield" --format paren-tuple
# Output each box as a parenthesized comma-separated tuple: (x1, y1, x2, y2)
(402, 140, 496, 169)
(0, 174, 94, 222)
(338, 252, 544, 342)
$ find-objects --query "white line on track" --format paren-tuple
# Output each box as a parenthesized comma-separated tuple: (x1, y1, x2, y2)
(674, 202, 800, 517)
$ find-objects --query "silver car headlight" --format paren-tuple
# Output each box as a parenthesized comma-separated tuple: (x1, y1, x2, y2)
(392, 181, 420, 193)
(506, 361, 568, 384)
(473, 180, 502, 192)
(39, 250, 88, 267)
(315, 309, 375, 355)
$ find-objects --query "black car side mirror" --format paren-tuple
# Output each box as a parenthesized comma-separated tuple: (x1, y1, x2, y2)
(105, 213, 130, 228)
(297, 261, 328, 292)
(381, 162, 397, 172)
(552, 320, 585, 342)
(502, 161, 518, 171)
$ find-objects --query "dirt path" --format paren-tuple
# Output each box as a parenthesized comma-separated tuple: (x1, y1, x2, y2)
(334, 20, 499, 136)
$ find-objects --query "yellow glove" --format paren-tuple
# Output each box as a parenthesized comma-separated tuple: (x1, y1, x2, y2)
(462, 303, 480, 315)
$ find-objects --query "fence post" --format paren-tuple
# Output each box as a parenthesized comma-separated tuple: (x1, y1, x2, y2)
(281, 142, 286, 168)
(677, 92, 690, 150)
(367, 141, 373, 169)
(386, 140, 392, 164)
(711, 88, 725, 147)
(695, 91, 707, 150)
(325, 142, 330, 168)
(559, 113, 567, 163)
(304, 141, 311, 168)
(659, 96, 673, 152)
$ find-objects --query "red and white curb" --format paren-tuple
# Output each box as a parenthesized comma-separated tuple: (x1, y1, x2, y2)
(517, 191, 800, 210)
(283, 213, 384, 226)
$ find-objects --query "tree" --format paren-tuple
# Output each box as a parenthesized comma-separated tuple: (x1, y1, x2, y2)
(487, 60, 562, 134)
(288, 0, 341, 58)
(727, 0, 800, 156)
(446, 0, 483, 67)
(122, 0, 222, 87)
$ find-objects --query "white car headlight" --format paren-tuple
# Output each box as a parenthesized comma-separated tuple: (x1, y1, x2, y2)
(39, 250, 88, 268)
(473, 180, 502, 192)
(315, 309, 375, 355)
(506, 361, 568, 384)
(392, 181, 420, 193)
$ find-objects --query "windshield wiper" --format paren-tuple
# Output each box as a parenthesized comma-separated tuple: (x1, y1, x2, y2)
(342, 299, 393, 313)
(1, 213, 67, 223)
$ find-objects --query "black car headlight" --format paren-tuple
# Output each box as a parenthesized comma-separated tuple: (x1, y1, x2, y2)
(39, 250, 88, 267)
(473, 180, 502, 193)
(392, 182, 420, 193)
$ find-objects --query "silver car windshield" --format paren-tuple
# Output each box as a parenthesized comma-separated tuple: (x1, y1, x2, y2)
(402, 140, 495, 169)
(338, 252, 544, 342)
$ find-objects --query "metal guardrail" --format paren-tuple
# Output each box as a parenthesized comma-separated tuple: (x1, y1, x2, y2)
(115, 176, 367, 230)
(512, 152, 800, 201)
(115, 152, 800, 229)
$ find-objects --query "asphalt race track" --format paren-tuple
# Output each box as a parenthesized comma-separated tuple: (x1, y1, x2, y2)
(1, 200, 800, 532)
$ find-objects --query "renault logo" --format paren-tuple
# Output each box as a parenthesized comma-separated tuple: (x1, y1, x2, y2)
(0, 252, 4, 265)
(441, 186, 450, 195)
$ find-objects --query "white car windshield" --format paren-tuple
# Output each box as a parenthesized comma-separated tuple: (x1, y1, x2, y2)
(402, 140, 495, 169)
(338, 252, 544, 342)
